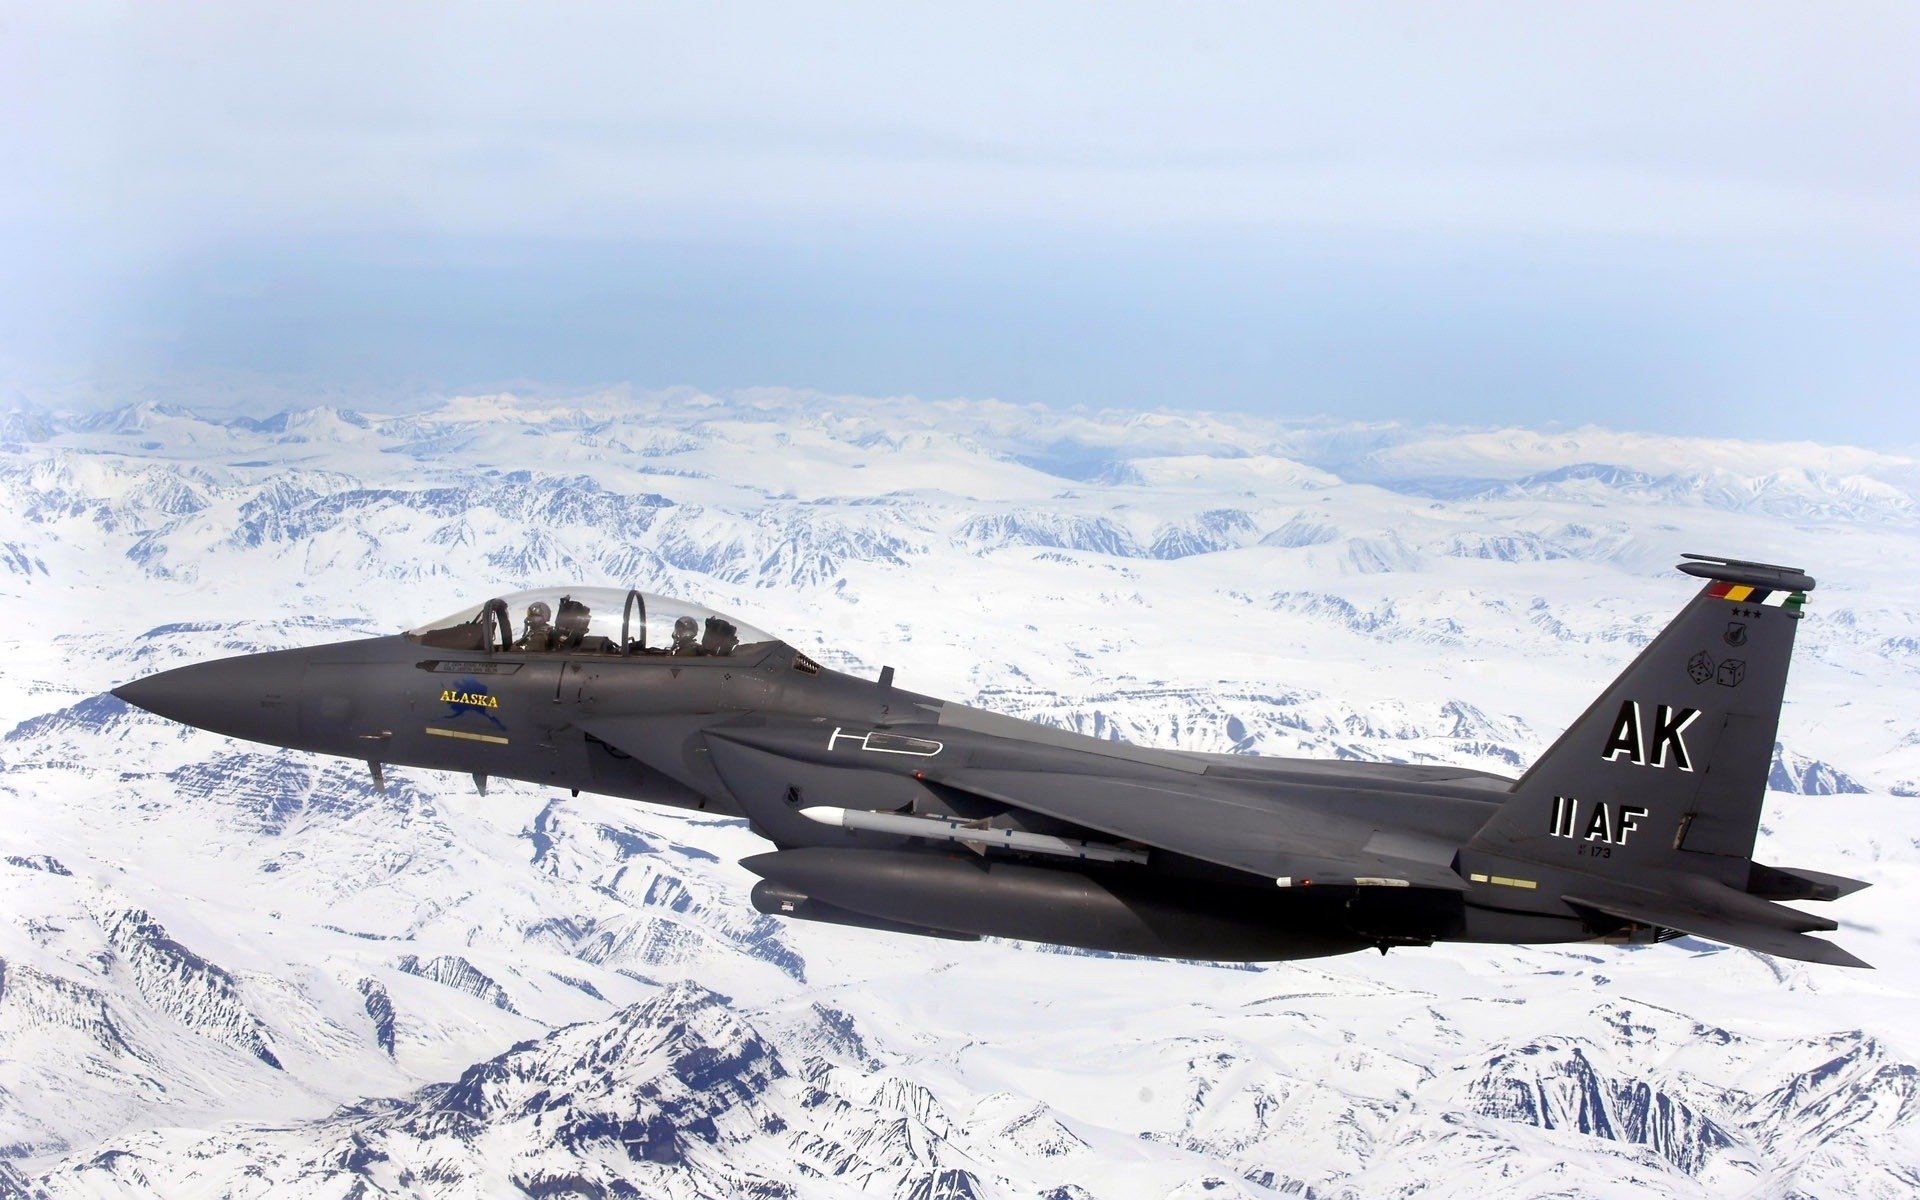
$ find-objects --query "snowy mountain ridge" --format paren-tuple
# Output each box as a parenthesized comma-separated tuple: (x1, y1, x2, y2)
(1, 389, 1916, 1198)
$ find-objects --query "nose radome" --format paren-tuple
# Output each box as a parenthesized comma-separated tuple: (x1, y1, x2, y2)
(111, 673, 168, 716)
(113, 654, 298, 748)
(114, 663, 209, 725)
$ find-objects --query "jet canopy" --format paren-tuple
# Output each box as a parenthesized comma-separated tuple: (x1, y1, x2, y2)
(407, 586, 777, 657)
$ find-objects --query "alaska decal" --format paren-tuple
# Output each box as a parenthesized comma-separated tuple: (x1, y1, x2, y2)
(1600, 700, 1700, 771)
(439, 677, 507, 733)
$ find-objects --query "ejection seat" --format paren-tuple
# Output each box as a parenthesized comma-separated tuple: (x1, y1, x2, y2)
(700, 616, 740, 656)
(556, 595, 618, 654)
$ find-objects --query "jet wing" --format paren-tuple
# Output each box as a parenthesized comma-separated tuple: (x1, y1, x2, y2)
(1564, 893, 1871, 969)
(924, 768, 1470, 892)
(693, 719, 1468, 891)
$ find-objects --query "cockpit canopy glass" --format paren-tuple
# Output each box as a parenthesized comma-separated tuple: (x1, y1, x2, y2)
(407, 587, 777, 657)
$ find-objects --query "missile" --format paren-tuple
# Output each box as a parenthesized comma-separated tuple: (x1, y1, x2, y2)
(798, 805, 1149, 865)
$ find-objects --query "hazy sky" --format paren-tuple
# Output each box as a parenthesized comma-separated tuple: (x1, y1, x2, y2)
(3, 2, 1915, 444)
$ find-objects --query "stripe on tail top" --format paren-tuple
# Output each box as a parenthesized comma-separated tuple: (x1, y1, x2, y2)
(1706, 580, 1805, 612)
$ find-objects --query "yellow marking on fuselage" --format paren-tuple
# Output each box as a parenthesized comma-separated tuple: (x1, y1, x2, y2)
(426, 726, 509, 745)
(440, 690, 499, 708)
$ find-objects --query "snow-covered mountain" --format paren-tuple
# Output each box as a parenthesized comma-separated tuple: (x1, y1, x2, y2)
(2, 388, 1917, 1198)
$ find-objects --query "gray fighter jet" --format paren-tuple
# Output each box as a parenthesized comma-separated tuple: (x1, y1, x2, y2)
(114, 554, 1869, 967)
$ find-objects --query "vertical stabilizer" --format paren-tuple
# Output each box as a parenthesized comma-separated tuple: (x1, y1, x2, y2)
(1470, 555, 1813, 885)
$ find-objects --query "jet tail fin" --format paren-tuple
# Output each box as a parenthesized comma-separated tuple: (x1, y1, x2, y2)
(1462, 555, 1873, 967)
(1471, 554, 1815, 883)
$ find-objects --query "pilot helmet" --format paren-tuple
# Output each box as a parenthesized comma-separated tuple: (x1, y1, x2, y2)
(673, 615, 699, 640)
(525, 600, 552, 627)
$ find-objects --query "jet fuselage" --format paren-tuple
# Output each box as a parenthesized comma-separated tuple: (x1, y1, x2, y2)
(115, 561, 1870, 969)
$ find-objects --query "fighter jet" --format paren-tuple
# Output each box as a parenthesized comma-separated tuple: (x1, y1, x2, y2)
(113, 554, 1869, 967)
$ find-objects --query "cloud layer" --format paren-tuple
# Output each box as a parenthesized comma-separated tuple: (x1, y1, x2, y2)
(3, 2, 1916, 443)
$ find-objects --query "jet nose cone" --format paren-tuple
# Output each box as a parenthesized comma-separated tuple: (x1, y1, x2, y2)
(112, 673, 178, 718)
(113, 655, 298, 747)
(114, 665, 235, 727)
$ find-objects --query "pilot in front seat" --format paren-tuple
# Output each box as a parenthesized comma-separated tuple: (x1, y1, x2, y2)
(670, 615, 705, 656)
(515, 601, 555, 652)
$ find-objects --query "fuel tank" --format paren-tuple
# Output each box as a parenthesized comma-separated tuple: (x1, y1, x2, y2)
(749, 881, 979, 942)
(740, 847, 1374, 961)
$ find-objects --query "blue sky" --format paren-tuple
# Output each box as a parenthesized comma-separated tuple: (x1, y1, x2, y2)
(3, 2, 1915, 445)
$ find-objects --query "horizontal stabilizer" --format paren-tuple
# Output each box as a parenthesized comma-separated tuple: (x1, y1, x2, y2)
(1565, 894, 1871, 969)
(1746, 862, 1870, 903)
